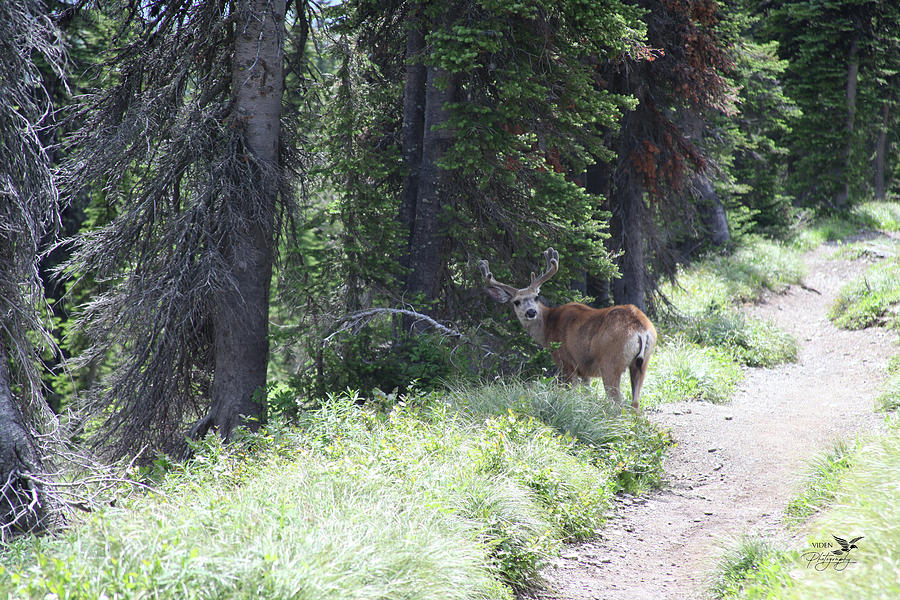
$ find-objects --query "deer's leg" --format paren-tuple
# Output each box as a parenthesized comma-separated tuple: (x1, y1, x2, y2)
(559, 364, 580, 386)
(628, 362, 646, 410)
(600, 369, 623, 405)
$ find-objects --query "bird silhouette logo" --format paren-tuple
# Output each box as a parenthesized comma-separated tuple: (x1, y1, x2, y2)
(831, 535, 863, 556)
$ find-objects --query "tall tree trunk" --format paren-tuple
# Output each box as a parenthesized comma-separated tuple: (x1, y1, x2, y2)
(607, 106, 648, 312)
(193, 0, 285, 441)
(0, 344, 46, 541)
(399, 4, 426, 266)
(405, 66, 458, 306)
(874, 100, 890, 200)
(693, 171, 730, 246)
(584, 163, 613, 307)
(609, 167, 647, 311)
(835, 34, 860, 209)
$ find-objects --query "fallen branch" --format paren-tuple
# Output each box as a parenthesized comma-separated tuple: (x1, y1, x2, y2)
(323, 308, 462, 343)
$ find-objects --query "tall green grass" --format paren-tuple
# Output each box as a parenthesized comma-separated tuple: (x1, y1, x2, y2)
(876, 356, 900, 413)
(0, 386, 669, 599)
(783, 440, 855, 526)
(781, 432, 900, 599)
(711, 536, 792, 600)
(828, 256, 900, 331)
(659, 237, 801, 370)
(790, 201, 900, 250)
(640, 339, 743, 406)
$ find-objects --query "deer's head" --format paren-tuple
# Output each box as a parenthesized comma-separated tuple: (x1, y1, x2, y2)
(478, 247, 559, 323)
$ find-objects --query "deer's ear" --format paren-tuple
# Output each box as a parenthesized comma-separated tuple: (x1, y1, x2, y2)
(485, 285, 513, 303)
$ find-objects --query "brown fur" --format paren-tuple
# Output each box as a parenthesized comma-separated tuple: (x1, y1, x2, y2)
(540, 302, 657, 409)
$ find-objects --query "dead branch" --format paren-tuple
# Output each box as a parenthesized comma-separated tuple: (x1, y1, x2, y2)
(324, 308, 463, 343)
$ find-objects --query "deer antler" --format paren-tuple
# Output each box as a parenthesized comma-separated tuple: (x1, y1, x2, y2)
(478, 259, 520, 296)
(529, 247, 559, 290)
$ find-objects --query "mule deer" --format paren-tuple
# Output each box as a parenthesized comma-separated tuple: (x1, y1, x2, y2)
(479, 248, 657, 409)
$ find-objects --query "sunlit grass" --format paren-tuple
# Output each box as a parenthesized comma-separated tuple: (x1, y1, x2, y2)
(712, 431, 900, 600)
(790, 201, 900, 251)
(640, 338, 743, 406)
(0, 386, 670, 599)
(784, 440, 855, 527)
(658, 237, 800, 370)
(711, 536, 792, 600)
(828, 257, 900, 331)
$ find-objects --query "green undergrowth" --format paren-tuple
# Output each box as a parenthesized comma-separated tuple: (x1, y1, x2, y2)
(876, 356, 900, 412)
(828, 235, 900, 261)
(640, 338, 743, 406)
(659, 236, 801, 371)
(790, 201, 900, 250)
(711, 536, 792, 600)
(783, 440, 856, 527)
(0, 384, 669, 600)
(828, 255, 900, 331)
(712, 428, 900, 600)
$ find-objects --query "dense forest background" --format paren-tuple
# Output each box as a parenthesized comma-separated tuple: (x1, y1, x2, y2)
(2, 0, 899, 538)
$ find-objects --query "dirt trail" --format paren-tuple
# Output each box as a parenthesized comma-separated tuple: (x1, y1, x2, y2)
(532, 237, 898, 600)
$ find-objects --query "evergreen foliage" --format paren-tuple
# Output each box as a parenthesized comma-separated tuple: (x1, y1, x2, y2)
(757, 0, 900, 207)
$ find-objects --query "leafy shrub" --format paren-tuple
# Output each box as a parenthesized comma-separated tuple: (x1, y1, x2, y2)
(292, 325, 460, 401)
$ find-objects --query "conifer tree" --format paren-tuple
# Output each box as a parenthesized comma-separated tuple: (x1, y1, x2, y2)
(326, 0, 647, 316)
(0, 0, 64, 539)
(60, 0, 305, 456)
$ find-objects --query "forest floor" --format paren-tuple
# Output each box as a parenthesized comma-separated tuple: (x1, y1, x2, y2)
(529, 234, 899, 600)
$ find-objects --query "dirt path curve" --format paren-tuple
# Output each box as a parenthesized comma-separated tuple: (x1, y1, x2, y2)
(532, 237, 898, 600)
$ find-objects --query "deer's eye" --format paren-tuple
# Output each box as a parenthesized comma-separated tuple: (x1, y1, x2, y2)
(513, 300, 521, 306)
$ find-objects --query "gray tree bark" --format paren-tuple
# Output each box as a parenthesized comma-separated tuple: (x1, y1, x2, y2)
(0, 344, 46, 541)
(607, 107, 648, 312)
(405, 65, 458, 305)
(693, 171, 730, 246)
(609, 169, 647, 312)
(399, 4, 427, 265)
(193, 0, 285, 441)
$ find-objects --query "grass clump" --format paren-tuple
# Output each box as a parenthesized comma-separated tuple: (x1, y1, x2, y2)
(876, 355, 900, 412)
(711, 536, 792, 600)
(783, 440, 855, 527)
(443, 380, 671, 495)
(791, 201, 900, 251)
(828, 257, 900, 330)
(853, 200, 900, 232)
(2, 436, 501, 600)
(1, 385, 669, 599)
(640, 339, 743, 406)
(661, 303, 797, 368)
(659, 236, 800, 370)
(663, 237, 804, 310)
(780, 432, 900, 599)
(711, 431, 900, 600)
